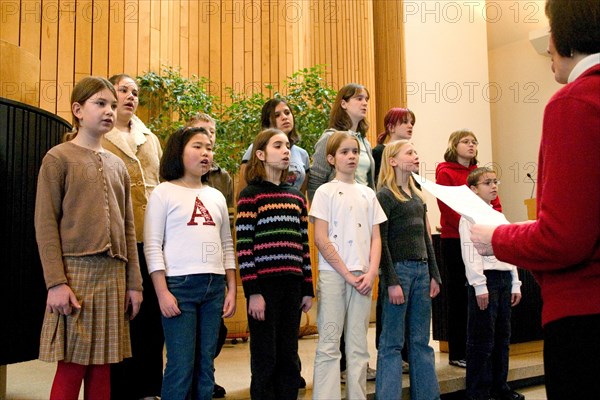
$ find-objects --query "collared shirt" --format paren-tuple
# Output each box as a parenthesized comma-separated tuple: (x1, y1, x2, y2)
(568, 52, 600, 83)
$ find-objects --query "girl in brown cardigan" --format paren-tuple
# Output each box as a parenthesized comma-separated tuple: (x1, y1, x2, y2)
(35, 76, 142, 400)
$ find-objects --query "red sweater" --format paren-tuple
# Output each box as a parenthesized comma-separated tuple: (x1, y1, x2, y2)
(493, 64, 600, 326)
(435, 162, 502, 238)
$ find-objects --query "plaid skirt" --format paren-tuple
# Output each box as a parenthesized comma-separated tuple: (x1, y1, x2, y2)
(39, 255, 132, 365)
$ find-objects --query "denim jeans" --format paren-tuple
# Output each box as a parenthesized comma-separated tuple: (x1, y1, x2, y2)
(161, 273, 225, 400)
(313, 271, 372, 400)
(376, 260, 440, 400)
(465, 270, 511, 400)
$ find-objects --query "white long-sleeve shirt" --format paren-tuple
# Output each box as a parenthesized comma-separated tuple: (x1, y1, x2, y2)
(459, 216, 521, 296)
(144, 182, 235, 277)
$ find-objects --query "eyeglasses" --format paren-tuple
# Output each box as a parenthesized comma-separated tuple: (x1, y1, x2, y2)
(476, 179, 500, 187)
(459, 139, 478, 146)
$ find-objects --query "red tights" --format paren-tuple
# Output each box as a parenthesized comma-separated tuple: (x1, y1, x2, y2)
(50, 361, 110, 400)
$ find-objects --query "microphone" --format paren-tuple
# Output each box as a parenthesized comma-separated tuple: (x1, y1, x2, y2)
(526, 173, 536, 199)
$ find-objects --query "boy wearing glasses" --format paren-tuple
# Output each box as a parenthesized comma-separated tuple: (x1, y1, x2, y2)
(459, 167, 524, 400)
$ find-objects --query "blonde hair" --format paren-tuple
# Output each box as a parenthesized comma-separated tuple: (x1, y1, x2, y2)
(186, 112, 216, 127)
(377, 140, 424, 202)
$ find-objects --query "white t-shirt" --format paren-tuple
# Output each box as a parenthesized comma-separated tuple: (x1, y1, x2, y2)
(144, 182, 235, 277)
(309, 180, 387, 272)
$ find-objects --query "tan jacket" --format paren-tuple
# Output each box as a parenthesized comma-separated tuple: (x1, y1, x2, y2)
(102, 115, 162, 242)
(34, 142, 142, 290)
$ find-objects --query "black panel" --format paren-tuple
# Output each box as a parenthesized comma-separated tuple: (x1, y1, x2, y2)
(0, 97, 71, 364)
(431, 234, 543, 344)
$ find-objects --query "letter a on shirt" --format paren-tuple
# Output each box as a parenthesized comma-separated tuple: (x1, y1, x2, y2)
(187, 196, 216, 226)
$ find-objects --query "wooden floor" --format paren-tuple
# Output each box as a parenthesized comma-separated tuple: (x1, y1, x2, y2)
(3, 326, 546, 400)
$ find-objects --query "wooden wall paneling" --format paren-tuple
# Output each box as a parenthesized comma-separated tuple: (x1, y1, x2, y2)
(74, 0, 93, 81)
(317, 0, 326, 74)
(187, 0, 199, 77)
(349, 0, 358, 79)
(232, 0, 245, 96)
(149, 0, 161, 72)
(243, 0, 254, 93)
(373, 0, 407, 135)
(148, 1, 162, 73)
(259, 1, 269, 91)
(179, 0, 189, 77)
(277, 1, 287, 88)
(221, 0, 234, 99)
(137, 0, 150, 74)
(208, 0, 221, 99)
(251, 0, 262, 91)
(333, 0, 352, 90)
(56, 0, 76, 121)
(0, 0, 20, 45)
(268, 1, 278, 89)
(159, 0, 170, 69)
(122, 0, 139, 75)
(364, 0, 378, 140)
(324, 1, 333, 88)
(108, 0, 125, 76)
(289, 1, 301, 74)
(39, 0, 59, 113)
(170, 0, 180, 72)
(91, 0, 110, 77)
(19, 0, 42, 58)
(197, 1, 210, 79)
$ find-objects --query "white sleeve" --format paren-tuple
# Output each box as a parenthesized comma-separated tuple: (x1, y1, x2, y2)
(143, 188, 168, 274)
(459, 217, 488, 295)
(219, 199, 236, 270)
(510, 265, 522, 294)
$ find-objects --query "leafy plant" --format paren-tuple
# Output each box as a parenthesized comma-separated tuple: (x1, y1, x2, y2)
(269, 65, 337, 155)
(137, 66, 218, 142)
(137, 65, 336, 176)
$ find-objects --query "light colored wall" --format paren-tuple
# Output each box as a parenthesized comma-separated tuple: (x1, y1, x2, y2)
(486, 0, 562, 222)
(404, 1, 494, 230)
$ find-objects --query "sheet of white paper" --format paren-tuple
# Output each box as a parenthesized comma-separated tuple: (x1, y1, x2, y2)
(412, 173, 509, 226)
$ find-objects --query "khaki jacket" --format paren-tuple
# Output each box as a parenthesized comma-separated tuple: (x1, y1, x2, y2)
(102, 115, 162, 242)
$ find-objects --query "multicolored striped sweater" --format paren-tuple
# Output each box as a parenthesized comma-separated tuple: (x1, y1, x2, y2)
(236, 180, 314, 298)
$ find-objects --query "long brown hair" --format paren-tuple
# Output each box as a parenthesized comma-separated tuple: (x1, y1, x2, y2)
(244, 129, 289, 184)
(329, 83, 370, 136)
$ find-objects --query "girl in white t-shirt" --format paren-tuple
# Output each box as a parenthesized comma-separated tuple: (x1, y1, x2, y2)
(309, 131, 387, 400)
(144, 126, 237, 399)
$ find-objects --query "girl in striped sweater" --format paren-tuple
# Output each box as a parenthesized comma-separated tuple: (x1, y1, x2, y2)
(236, 128, 314, 400)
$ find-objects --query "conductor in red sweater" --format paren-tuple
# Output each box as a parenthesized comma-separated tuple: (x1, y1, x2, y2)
(471, 1, 600, 399)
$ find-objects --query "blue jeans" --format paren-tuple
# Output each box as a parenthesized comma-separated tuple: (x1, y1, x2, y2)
(376, 260, 440, 400)
(161, 273, 225, 400)
(466, 270, 511, 400)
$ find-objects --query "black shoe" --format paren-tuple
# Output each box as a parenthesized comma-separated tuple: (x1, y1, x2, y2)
(449, 359, 467, 368)
(298, 375, 307, 389)
(213, 383, 226, 398)
(492, 390, 525, 400)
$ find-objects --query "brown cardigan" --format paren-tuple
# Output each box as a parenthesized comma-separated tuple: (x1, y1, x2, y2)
(34, 141, 142, 291)
(102, 115, 162, 242)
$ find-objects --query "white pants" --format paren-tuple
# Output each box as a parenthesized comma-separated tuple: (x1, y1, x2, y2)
(313, 271, 372, 400)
